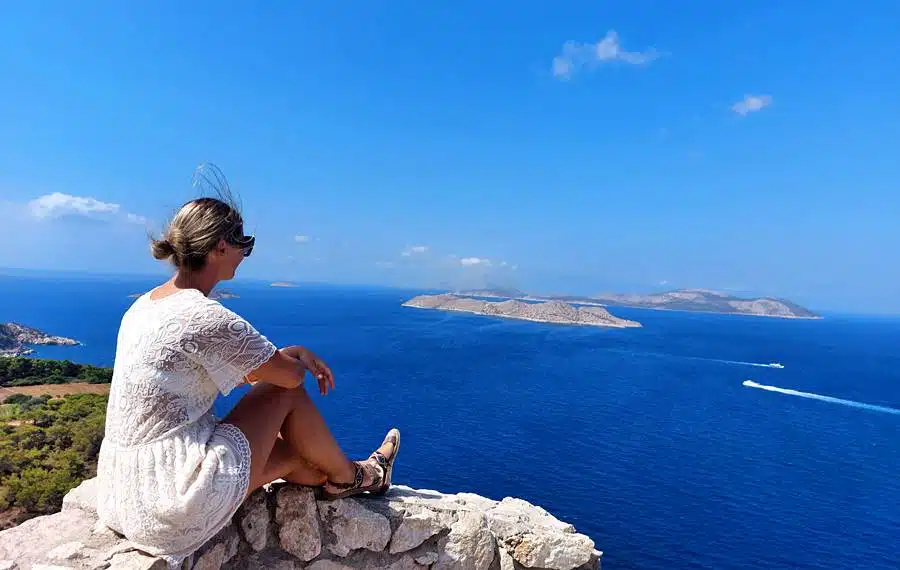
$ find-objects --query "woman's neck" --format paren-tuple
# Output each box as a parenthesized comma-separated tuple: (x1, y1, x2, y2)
(172, 271, 218, 297)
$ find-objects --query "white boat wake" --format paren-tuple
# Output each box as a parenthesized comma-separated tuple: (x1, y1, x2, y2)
(743, 380, 900, 415)
(717, 359, 783, 369)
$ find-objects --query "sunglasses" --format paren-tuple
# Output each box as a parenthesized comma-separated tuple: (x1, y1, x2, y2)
(226, 232, 255, 257)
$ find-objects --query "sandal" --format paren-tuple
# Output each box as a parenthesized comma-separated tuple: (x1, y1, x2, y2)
(318, 428, 400, 501)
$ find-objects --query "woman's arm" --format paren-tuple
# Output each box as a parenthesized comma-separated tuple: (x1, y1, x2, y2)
(247, 346, 335, 394)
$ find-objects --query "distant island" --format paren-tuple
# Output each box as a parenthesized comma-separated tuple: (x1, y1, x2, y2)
(590, 289, 820, 319)
(127, 288, 239, 300)
(403, 294, 642, 328)
(458, 287, 819, 319)
(0, 323, 79, 357)
(270, 281, 297, 288)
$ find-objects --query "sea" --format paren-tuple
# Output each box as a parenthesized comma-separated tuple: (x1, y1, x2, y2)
(1, 272, 898, 569)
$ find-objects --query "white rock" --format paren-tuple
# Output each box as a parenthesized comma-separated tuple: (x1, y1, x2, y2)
(486, 497, 575, 538)
(388, 512, 445, 554)
(433, 511, 495, 570)
(507, 532, 595, 570)
(62, 478, 99, 515)
(0, 560, 16, 570)
(238, 489, 270, 552)
(454, 493, 499, 511)
(45, 541, 86, 561)
(276, 486, 321, 561)
(499, 548, 516, 570)
(108, 550, 166, 570)
(31, 565, 74, 570)
(0, 510, 94, 568)
(318, 499, 392, 558)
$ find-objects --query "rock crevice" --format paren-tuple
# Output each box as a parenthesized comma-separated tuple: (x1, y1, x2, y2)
(0, 478, 601, 570)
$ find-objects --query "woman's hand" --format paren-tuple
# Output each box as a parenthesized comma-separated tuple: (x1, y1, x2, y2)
(282, 346, 335, 395)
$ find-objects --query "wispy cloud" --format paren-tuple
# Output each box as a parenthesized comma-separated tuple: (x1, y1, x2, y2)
(401, 245, 429, 257)
(731, 94, 772, 116)
(294, 234, 311, 243)
(30, 192, 120, 219)
(376, 261, 395, 269)
(460, 257, 491, 267)
(28, 192, 147, 225)
(126, 213, 149, 225)
(553, 31, 659, 79)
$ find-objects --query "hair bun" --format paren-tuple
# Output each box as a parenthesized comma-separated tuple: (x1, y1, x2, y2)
(151, 238, 176, 260)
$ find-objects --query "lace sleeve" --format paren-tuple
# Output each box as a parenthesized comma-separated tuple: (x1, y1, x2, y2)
(182, 300, 277, 395)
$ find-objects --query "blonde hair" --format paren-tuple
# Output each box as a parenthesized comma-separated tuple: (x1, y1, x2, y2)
(151, 164, 245, 271)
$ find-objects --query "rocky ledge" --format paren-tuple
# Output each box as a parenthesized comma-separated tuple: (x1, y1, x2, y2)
(403, 294, 641, 329)
(0, 323, 79, 357)
(0, 478, 601, 570)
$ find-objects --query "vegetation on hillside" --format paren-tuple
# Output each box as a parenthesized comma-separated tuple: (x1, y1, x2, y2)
(0, 392, 107, 528)
(0, 357, 112, 528)
(0, 357, 112, 386)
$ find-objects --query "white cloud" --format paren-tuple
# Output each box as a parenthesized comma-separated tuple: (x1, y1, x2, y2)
(553, 31, 658, 79)
(29, 192, 120, 219)
(731, 94, 772, 116)
(376, 261, 395, 269)
(294, 234, 311, 243)
(28, 192, 148, 226)
(126, 213, 148, 225)
(460, 257, 491, 267)
(659, 280, 669, 286)
(401, 245, 428, 257)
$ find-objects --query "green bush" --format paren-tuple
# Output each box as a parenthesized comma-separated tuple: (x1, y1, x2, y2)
(0, 358, 112, 387)
(0, 392, 107, 524)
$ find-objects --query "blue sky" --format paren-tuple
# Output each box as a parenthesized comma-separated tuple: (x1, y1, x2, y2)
(1, 1, 898, 313)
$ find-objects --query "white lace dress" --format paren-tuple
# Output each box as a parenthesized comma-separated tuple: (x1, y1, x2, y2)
(96, 288, 276, 566)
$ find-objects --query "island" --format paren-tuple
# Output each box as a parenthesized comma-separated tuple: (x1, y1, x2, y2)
(590, 289, 820, 318)
(0, 323, 79, 357)
(403, 294, 642, 328)
(270, 281, 298, 288)
(458, 287, 819, 319)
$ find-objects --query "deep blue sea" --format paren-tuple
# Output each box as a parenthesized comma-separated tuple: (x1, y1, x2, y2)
(1, 273, 898, 569)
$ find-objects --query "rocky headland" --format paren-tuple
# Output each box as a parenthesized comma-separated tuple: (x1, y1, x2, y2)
(403, 294, 641, 328)
(0, 477, 602, 570)
(0, 323, 79, 357)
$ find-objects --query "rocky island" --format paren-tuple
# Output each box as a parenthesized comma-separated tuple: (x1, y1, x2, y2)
(0, 323, 79, 357)
(459, 287, 819, 319)
(403, 294, 642, 328)
(590, 289, 820, 318)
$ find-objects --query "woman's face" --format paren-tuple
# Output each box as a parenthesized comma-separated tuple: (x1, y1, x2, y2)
(208, 238, 249, 281)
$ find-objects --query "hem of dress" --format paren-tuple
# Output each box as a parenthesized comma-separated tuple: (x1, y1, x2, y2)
(141, 422, 253, 569)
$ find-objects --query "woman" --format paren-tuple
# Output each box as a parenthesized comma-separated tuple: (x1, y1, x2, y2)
(96, 180, 400, 566)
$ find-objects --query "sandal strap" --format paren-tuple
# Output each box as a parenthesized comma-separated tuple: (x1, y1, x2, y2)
(327, 462, 364, 490)
(369, 451, 389, 471)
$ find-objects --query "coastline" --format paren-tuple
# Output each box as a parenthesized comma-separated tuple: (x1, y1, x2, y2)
(403, 302, 638, 328)
(459, 294, 820, 320)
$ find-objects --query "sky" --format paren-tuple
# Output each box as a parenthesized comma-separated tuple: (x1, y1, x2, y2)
(1, 1, 898, 313)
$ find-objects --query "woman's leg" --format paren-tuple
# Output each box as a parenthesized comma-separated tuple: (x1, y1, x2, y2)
(223, 382, 357, 493)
